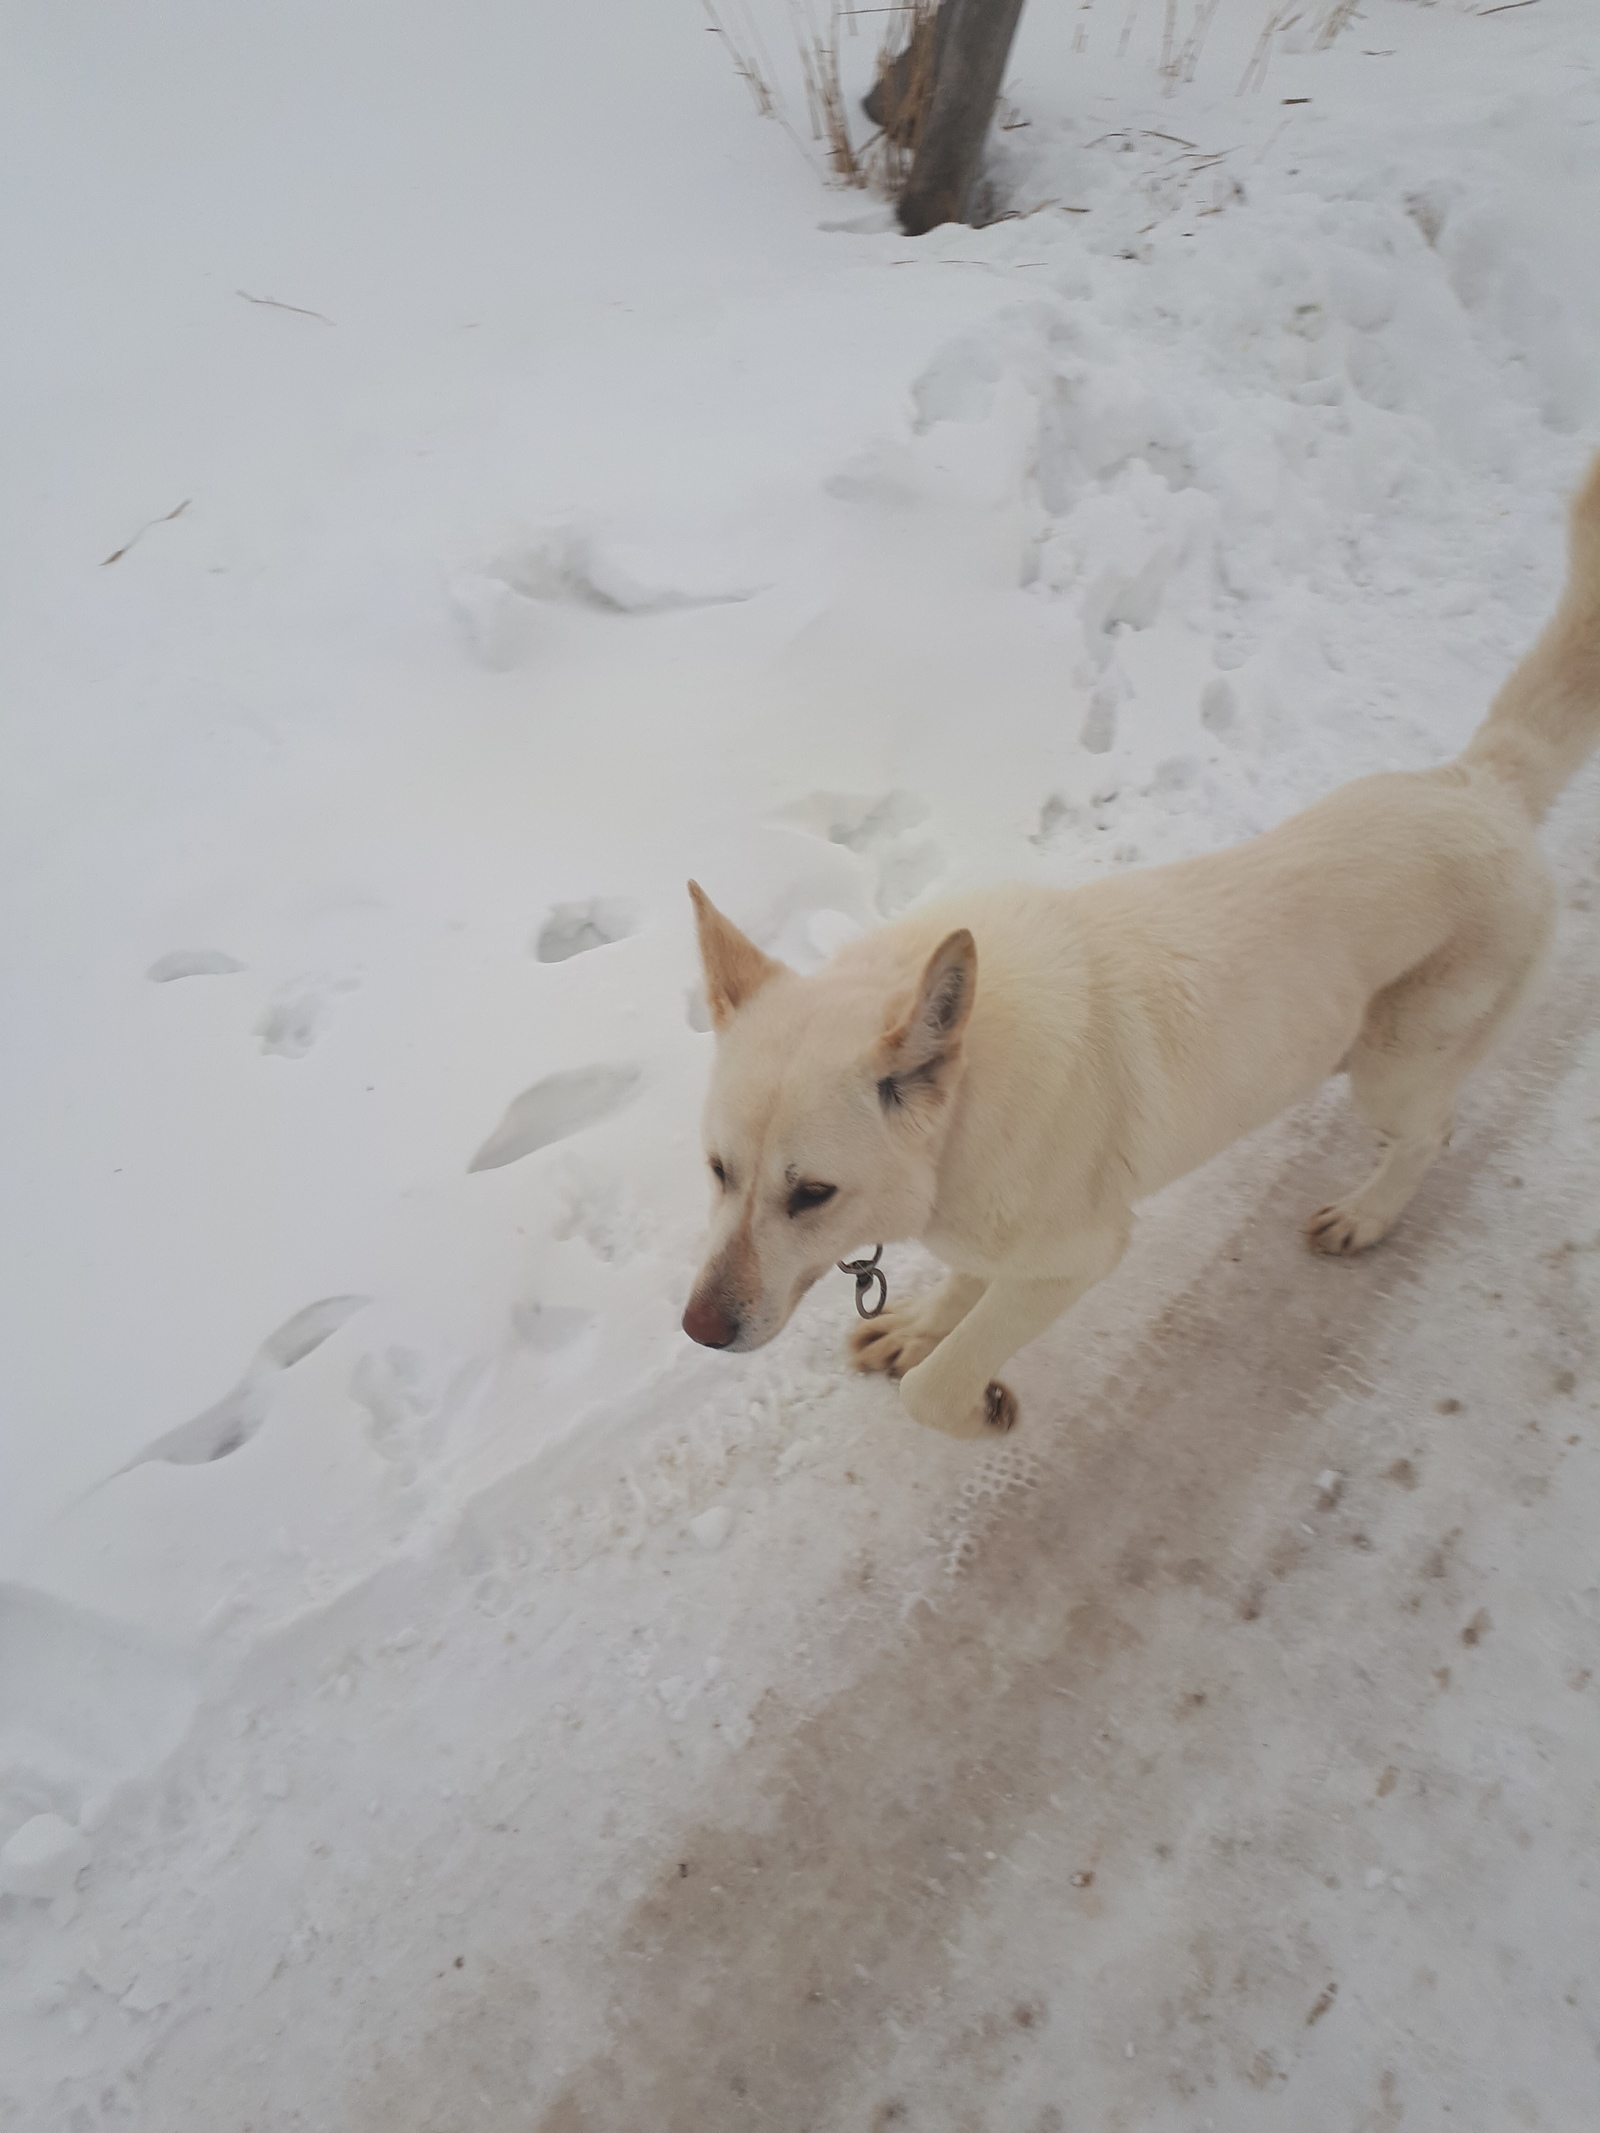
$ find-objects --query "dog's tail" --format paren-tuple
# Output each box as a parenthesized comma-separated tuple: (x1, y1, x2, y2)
(1460, 453, 1600, 823)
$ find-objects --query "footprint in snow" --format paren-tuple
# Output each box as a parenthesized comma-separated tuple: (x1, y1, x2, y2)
(787, 788, 929, 856)
(147, 949, 245, 982)
(255, 973, 358, 1057)
(554, 1162, 655, 1263)
(528, 526, 763, 614)
(88, 1296, 369, 1490)
(534, 897, 638, 963)
(910, 335, 1004, 432)
(777, 789, 945, 917)
(451, 527, 766, 670)
(1200, 677, 1237, 737)
(1080, 676, 1122, 755)
(1030, 794, 1080, 849)
(469, 1063, 641, 1173)
(1147, 756, 1198, 797)
(349, 1343, 493, 1483)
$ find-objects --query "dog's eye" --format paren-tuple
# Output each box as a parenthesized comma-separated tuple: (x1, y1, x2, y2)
(709, 1157, 728, 1188)
(786, 1181, 837, 1218)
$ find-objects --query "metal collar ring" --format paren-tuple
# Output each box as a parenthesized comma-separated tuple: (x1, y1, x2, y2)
(838, 1245, 888, 1320)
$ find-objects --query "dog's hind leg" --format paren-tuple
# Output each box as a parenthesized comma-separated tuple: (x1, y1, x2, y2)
(850, 1272, 987, 1380)
(1309, 896, 1552, 1256)
(1308, 1063, 1456, 1257)
(898, 1227, 1128, 1439)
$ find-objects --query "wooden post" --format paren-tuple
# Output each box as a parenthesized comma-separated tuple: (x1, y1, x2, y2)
(896, 0, 1028, 237)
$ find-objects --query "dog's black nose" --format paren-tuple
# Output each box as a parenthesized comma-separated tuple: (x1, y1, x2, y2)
(683, 1295, 739, 1349)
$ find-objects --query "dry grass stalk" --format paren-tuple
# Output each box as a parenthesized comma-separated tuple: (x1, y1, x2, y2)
(1238, 0, 1355, 93)
(1141, 0, 1227, 95)
(706, 0, 893, 188)
(1169, 0, 1225, 84)
(101, 498, 190, 568)
(1316, 0, 1362, 45)
(790, 1, 866, 184)
(1238, 4, 1299, 94)
(701, 0, 781, 119)
(236, 288, 334, 325)
(1160, 0, 1180, 76)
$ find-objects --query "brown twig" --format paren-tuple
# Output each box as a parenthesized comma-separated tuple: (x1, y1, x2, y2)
(101, 499, 191, 568)
(236, 289, 334, 325)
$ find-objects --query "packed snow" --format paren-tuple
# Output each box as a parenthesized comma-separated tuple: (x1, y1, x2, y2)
(1, 0, 1597, 2126)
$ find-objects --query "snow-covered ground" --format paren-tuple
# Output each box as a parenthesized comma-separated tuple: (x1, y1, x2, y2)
(2, 1, 1597, 2125)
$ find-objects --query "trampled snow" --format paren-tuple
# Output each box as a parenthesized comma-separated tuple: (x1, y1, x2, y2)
(1, 1, 1597, 2125)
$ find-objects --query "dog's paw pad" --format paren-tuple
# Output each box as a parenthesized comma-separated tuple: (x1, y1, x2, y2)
(983, 1381, 1019, 1434)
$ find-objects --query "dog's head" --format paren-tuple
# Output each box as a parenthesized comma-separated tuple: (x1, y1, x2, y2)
(682, 882, 976, 1353)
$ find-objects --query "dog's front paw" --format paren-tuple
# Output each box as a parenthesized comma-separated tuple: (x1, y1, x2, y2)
(850, 1304, 942, 1380)
(1307, 1198, 1392, 1255)
(899, 1364, 1019, 1440)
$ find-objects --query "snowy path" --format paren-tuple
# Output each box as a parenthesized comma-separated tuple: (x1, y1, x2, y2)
(59, 787, 1595, 2133)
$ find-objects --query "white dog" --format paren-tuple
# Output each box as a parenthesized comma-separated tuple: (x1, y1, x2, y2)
(683, 457, 1600, 1439)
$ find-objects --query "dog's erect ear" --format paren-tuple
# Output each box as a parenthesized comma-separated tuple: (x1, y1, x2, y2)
(875, 929, 976, 1109)
(688, 881, 787, 1030)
